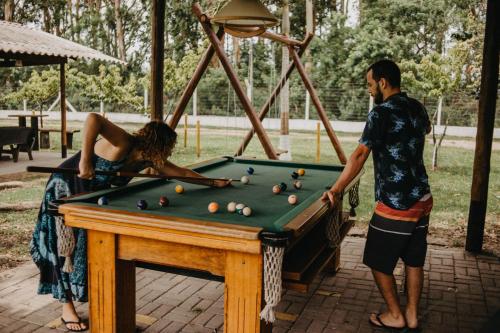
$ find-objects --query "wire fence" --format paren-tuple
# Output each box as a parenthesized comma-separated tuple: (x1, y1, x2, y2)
(177, 84, 499, 127)
(1, 84, 498, 128)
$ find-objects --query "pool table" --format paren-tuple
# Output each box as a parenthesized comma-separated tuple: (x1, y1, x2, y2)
(57, 156, 362, 333)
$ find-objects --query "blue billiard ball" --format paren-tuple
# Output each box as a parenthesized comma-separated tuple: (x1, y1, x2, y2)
(247, 167, 255, 175)
(279, 182, 287, 191)
(97, 196, 109, 205)
(137, 199, 148, 210)
(291, 171, 299, 179)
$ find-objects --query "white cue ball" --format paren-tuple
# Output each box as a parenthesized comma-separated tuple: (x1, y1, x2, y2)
(241, 175, 250, 184)
(288, 194, 298, 205)
(227, 201, 237, 213)
(242, 206, 252, 217)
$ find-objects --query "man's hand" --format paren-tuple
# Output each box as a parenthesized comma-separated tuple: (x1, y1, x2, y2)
(321, 190, 341, 206)
(78, 158, 95, 179)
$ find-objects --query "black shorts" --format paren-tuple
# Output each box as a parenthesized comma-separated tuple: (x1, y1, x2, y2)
(363, 196, 433, 275)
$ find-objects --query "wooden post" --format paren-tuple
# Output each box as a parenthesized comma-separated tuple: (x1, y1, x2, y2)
(60, 62, 67, 158)
(466, 0, 499, 253)
(304, 0, 313, 121)
(184, 114, 188, 148)
(316, 122, 321, 162)
(289, 46, 347, 164)
(279, 0, 291, 161)
(235, 34, 314, 156)
(151, 0, 165, 121)
(169, 28, 225, 130)
(196, 120, 201, 158)
(193, 3, 278, 160)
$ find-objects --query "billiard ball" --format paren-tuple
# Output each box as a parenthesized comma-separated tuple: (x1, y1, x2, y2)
(246, 167, 254, 175)
(137, 199, 148, 210)
(288, 195, 298, 205)
(97, 196, 108, 205)
(236, 203, 246, 215)
(241, 176, 250, 184)
(159, 196, 169, 207)
(272, 185, 281, 194)
(175, 184, 184, 194)
(293, 180, 302, 190)
(227, 201, 237, 213)
(297, 169, 305, 176)
(279, 182, 287, 191)
(208, 202, 219, 213)
(291, 171, 299, 179)
(242, 206, 252, 217)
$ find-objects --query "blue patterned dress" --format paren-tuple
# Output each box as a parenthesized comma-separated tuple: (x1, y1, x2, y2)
(30, 151, 133, 303)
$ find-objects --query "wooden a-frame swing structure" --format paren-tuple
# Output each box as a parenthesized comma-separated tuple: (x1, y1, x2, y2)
(167, 3, 348, 164)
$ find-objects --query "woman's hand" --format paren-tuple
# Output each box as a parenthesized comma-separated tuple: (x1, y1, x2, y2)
(212, 179, 232, 188)
(78, 158, 95, 179)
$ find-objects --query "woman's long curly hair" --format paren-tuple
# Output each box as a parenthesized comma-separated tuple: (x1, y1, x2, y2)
(132, 121, 177, 168)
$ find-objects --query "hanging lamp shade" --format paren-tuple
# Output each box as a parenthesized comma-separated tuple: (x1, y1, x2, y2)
(211, 0, 278, 38)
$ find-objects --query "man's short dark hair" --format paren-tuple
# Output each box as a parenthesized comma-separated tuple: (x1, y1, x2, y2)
(367, 60, 401, 88)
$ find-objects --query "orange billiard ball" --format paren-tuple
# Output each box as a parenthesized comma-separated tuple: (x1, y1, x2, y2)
(175, 184, 184, 194)
(208, 202, 219, 213)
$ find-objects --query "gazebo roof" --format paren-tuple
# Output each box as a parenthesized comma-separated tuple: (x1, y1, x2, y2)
(0, 20, 125, 66)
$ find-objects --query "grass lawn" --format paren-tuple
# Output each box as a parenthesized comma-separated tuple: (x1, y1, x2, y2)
(0, 120, 498, 271)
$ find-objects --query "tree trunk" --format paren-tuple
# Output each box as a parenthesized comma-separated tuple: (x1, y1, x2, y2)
(43, 6, 52, 32)
(114, 0, 126, 62)
(4, 0, 14, 21)
(279, 1, 291, 161)
(75, 0, 80, 42)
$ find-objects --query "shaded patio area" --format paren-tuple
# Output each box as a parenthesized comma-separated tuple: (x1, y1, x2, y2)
(0, 237, 498, 333)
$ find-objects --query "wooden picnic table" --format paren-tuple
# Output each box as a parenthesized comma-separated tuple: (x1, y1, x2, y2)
(8, 114, 49, 150)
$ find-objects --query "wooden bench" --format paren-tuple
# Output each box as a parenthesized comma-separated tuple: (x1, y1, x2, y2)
(39, 128, 80, 150)
(0, 126, 34, 162)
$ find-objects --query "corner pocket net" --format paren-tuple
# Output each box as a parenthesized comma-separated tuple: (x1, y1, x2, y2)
(260, 233, 289, 323)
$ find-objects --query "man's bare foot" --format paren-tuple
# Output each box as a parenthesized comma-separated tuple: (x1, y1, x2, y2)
(369, 312, 406, 329)
(405, 308, 419, 329)
(62, 302, 87, 331)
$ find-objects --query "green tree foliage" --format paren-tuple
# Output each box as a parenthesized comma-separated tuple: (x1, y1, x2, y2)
(401, 53, 456, 98)
(77, 65, 142, 112)
(2, 69, 62, 111)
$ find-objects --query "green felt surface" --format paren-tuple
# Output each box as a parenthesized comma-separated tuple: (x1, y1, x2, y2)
(63, 157, 344, 232)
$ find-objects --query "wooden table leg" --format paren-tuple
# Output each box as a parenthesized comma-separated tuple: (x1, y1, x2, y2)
(18, 116, 26, 127)
(29, 116, 39, 150)
(87, 231, 136, 333)
(224, 252, 263, 333)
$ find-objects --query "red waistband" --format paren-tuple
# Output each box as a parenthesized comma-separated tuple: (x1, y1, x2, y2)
(375, 195, 433, 222)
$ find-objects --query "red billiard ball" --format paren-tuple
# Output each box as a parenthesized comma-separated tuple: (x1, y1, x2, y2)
(159, 196, 169, 207)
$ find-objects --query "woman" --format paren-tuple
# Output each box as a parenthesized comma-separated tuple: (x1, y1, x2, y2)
(30, 113, 230, 331)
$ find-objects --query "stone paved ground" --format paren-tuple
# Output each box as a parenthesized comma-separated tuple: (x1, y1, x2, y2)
(0, 237, 498, 333)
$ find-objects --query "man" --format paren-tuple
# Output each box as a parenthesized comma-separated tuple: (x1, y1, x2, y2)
(322, 60, 432, 331)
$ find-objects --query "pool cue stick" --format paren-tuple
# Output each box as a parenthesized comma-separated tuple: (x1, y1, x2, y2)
(26, 166, 238, 182)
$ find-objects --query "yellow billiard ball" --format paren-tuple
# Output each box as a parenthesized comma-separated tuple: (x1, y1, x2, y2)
(175, 184, 184, 194)
(297, 169, 305, 176)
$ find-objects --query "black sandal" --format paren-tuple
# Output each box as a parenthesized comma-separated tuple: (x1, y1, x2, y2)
(61, 316, 88, 332)
(369, 313, 407, 331)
